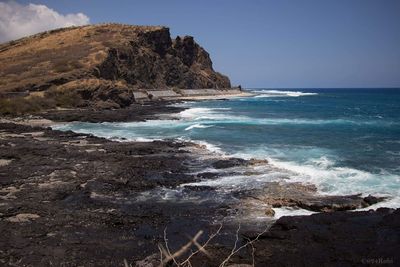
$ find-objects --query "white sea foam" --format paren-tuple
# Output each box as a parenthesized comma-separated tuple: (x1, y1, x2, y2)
(128, 137, 160, 142)
(175, 107, 394, 126)
(307, 156, 336, 169)
(184, 123, 213, 131)
(266, 157, 400, 198)
(58, 105, 393, 135)
(252, 90, 318, 97)
(273, 207, 317, 219)
(183, 174, 261, 191)
(168, 101, 195, 107)
(52, 101, 400, 212)
(194, 150, 400, 210)
(231, 146, 400, 209)
(191, 140, 224, 154)
(178, 107, 233, 121)
(358, 196, 400, 211)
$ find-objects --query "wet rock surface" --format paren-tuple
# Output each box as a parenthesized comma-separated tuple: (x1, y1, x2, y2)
(0, 119, 398, 266)
(247, 208, 400, 267)
(212, 158, 248, 169)
(0, 122, 224, 266)
(242, 182, 383, 212)
(133, 208, 400, 267)
(212, 158, 268, 169)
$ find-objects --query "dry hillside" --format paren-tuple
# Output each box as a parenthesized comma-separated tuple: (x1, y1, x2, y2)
(0, 23, 231, 111)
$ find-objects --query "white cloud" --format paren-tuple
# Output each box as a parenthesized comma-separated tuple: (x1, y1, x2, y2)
(0, 1, 90, 43)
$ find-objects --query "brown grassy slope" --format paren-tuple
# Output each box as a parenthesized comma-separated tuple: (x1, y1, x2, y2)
(0, 23, 231, 95)
(0, 24, 161, 92)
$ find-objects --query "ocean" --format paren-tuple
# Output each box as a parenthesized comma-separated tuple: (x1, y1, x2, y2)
(54, 88, 400, 213)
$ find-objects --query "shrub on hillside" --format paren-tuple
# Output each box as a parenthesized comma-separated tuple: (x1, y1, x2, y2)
(44, 89, 85, 108)
(0, 96, 55, 116)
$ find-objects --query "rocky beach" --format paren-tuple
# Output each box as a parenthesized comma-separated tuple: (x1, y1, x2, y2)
(0, 22, 399, 266)
(1, 103, 398, 266)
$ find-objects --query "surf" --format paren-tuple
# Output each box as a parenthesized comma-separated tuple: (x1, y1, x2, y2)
(53, 88, 400, 213)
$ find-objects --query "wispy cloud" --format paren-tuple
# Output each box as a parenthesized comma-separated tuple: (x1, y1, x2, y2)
(0, 1, 90, 43)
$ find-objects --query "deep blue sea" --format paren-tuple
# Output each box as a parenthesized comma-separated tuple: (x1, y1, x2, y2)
(55, 88, 400, 211)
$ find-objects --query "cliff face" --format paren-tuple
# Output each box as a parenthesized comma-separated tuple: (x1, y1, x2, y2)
(97, 28, 230, 90)
(0, 24, 231, 95)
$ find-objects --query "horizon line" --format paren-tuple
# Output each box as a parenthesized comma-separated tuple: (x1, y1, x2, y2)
(243, 87, 400, 89)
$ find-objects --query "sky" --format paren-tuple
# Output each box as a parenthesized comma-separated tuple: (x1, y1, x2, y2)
(1, 0, 400, 88)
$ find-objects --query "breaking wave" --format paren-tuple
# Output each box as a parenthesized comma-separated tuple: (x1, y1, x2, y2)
(252, 90, 318, 97)
(53, 88, 400, 214)
(175, 107, 397, 127)
(184, 123, 214, 131)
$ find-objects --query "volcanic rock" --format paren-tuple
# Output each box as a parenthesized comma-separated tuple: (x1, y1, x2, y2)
(0, 24, 231, 109)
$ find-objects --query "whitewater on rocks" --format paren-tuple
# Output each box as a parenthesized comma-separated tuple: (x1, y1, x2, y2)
(1, 89, 399, 266)
(54, 88, 400, 217)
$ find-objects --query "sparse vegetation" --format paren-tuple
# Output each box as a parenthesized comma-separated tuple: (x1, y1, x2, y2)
(53, 60, 73, 73)
(172, 87, 182, 94)
(0, 24, 165, 93)
(0, 90, 84, 116)
(0, 96, 55, 116)
(45, 88, 84, 108)
(0, 23, 231, 116)
(0, 23, 231, 96)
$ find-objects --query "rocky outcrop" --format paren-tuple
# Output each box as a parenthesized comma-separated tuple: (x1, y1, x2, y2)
(0, 122, 215, 266)
(0, 122, 397, 266)
(212, 158, 268, 169)
(241, 182, 385, 214)
(96, 29, 230, 90)
(0, 24, 231, 109)
(186, 208, 399, 266)
(246, 208, 399, 266)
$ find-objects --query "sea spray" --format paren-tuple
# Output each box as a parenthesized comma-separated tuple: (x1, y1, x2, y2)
(54, 88, 400, 212)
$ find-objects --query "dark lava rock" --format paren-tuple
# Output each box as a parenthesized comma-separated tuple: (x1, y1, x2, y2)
(197, 172, 220, 179)
(248, 208, 400, 267)
(211, 158, 268, 170)
(0, 122, 228, 266)
(184, 209, 400, 266)
(364, 194, 386, 205)
(212, 158, 247, 169)
(295, 194, 369, 212)
(183, 185, 215, 192)
(250, 182, 385, 212)
(0, 120, 397, 267)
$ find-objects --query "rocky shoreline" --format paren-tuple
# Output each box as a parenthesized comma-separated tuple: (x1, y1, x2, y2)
(0, 105, 399, 266)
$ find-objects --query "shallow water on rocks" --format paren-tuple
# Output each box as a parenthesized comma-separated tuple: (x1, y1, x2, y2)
(54, 88, 400, 214)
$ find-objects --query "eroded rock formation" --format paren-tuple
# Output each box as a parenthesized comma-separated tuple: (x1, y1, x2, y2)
(0, 24, 231, 109)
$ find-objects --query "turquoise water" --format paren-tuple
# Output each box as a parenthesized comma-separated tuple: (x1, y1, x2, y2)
(55, 89, 400, 208)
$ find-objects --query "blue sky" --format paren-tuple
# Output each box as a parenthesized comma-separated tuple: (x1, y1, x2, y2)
(9, 0, 400, 88)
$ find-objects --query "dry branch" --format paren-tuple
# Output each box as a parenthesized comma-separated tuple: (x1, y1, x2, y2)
(136, 222, 269, 267)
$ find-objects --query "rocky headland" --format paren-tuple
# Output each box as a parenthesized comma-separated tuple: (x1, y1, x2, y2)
(0, 23, 242, 115)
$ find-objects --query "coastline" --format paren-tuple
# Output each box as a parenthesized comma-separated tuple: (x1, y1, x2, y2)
(0, 90, 253, 126)
(1, 100, 398, 266)
(0, 15, 397, 265)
